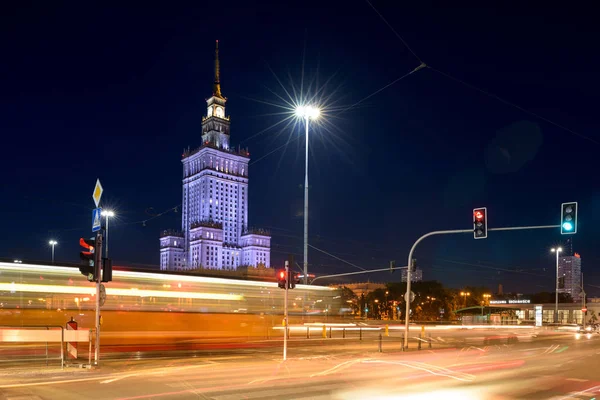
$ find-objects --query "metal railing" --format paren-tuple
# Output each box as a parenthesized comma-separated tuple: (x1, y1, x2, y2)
(0, 325, 94, 368)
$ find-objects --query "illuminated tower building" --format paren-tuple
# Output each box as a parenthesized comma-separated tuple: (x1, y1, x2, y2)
(558, 253, 582, 302)
(160, 41, 271, 271)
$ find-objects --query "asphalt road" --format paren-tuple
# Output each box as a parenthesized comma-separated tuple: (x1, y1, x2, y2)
(1, 328, 598, 399)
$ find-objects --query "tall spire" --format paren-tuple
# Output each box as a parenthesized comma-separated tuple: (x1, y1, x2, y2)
(212, 40, 223, 99)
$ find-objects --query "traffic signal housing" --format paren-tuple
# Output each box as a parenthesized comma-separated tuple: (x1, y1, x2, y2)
(278, 269, 286, 289)
(102, 258, 113, 282)
(288, 271, 296, 289)
(561, 202, 577, 234)
(277, 269, 296, 289)
(473, 207, 488, 239)
(79, 237, 97, 282)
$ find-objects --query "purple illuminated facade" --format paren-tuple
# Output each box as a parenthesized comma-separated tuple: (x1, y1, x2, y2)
(159, 42, 271, 271)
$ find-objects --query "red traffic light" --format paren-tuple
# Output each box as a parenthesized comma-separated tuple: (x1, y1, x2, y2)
(474, 210, 485, 220)
(279, 270, 285, 279)
(79, 237, 94, 251)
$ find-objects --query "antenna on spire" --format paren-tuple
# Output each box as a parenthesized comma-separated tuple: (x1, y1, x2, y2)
(213, 40, 223, 98)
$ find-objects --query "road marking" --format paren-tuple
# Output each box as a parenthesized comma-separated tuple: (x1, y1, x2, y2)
(0, 364, 213, 388)
(0, 376, 107, 389)
(566, 378, 588, 382)
(207, 356, 249, 361)
(100, 364, 212, 384)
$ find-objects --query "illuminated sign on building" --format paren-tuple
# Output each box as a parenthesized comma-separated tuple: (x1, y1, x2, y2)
(489, 299, 531, 304)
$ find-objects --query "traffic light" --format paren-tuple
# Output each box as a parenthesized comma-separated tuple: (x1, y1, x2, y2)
(473, 207, 488, 239)
(411, 258, 417, 273)
(79, 237, 97, 282)
(102, 258, 113, 282)
(561, 202, 577, 234)
(277, 269, 296, 289)
(390, 260, 396, 274)
(278, 269, 286, 289)
(287, 254, 296, 289)
(558, 275, 565, 289)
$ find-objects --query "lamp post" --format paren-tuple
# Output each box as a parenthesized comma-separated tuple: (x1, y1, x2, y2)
(294, 105, 320, 285)
(102, 210, 115, 259)
(581, 272, 586, 330)
(48, 240, 57, 263)
(385, 291, 389, 319)
(551, 247, 562, 323)
(460, 291, 470, 307)
(482, 293, 491, 316)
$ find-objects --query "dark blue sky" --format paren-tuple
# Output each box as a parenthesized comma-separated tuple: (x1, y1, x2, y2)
(1, 2, 599, 295)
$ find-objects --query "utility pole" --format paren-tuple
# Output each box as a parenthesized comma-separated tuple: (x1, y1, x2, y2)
(582, 272, 586, 330)
(94, 231, 103, 366)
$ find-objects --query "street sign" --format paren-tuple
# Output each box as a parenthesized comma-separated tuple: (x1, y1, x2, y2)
(404, 291, 415, 303)
(92, 179, 103, 207)
(582, 307, 587, 313)
(535, 305, 543, 327)
(99, 284, 106, 307)
(92, 208, 102, 232)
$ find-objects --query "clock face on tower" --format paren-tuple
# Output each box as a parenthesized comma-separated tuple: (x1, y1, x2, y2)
(216, 106, 224, 118)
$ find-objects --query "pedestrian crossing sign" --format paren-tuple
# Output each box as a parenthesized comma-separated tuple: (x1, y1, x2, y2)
(92, 208, 102, 232)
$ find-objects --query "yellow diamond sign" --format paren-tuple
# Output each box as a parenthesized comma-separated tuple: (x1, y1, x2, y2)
(92, 179, 103, 207)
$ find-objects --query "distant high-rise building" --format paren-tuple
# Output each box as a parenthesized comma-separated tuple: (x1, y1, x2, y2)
(558, 253, 582, 302)
(159, 41, 271, 271)
(401, 268, 423, 283)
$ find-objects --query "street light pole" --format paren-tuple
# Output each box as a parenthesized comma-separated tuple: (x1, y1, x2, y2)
(551, 247, 562, 323)
(48, 240, 57, 263)
(580, 272, 586, 330)
(295, 106, 320, 285)
(303, 116, 309, 286)
(102, 210, 115, 259)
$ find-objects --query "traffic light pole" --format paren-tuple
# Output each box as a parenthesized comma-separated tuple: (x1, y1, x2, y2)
(310, 265, 408, 285)
(94, 231, 103, 366)
(403, 224, 560, 349)
(283, 261, 289, 361)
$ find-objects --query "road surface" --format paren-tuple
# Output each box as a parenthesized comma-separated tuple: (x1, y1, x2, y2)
(1, 328, 598, 399)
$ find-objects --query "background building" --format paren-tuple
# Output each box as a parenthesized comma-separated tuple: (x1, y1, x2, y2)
(558, 253, 582, 302)
(401, 268, 423, 283)
(160, 42, 271, 271)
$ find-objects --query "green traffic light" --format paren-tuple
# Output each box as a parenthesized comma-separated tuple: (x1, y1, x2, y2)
(562, 222, 573, 231)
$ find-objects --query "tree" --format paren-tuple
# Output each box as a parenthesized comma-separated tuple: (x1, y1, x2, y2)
(386, 281, 455, 321)
(339, 286, 359, 316)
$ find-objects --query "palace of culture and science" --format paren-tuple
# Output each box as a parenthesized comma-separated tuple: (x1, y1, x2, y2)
(159, 42, 271, 271)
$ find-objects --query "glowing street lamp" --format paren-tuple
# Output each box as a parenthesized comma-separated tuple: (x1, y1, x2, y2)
(295, 105, 320, 284)
(102, 210, 115, 259)
(460, 291, 470, 307)
(48, 240, 58, 263)
(551, 247, 563, 323)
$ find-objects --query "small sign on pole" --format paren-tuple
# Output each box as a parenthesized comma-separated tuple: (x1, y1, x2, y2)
(92, 208, 102, 232)
(92, 179, 103, 208)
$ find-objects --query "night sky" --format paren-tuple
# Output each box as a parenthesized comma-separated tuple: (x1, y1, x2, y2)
(1, 2, 599, 295)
